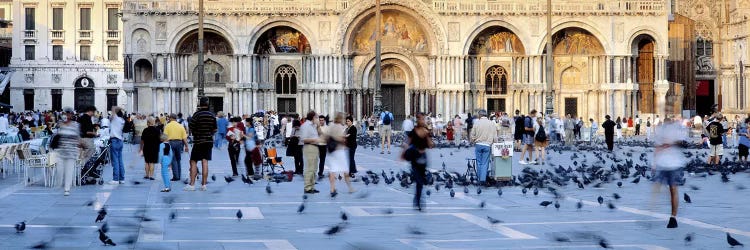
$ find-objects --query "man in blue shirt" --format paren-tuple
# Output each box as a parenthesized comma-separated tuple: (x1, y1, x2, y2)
(215, 112, 229, 149)
(380, 110, 395, 154)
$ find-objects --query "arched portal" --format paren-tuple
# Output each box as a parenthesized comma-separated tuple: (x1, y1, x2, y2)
(133, 59, 152, 83)
(363, 57, 414, 127)
(633, 34, 656, 114)
(549, 27, 605, 119)
(74, 77, 95, 112)
(485, 66, 508, 113)
(275, 65, 298, 116)
(176, 30, 234, 113)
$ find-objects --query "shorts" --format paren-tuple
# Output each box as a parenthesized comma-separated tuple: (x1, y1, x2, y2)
(381, 125, 392, 137)
(709, 144, 723, 157)
(522, 134, 535, 146)
(534, 139, 549, 148)
(190, 143, 213, 161)
(653, 168, 683, 186)
(514, 132, 523, 141)
(740, 144, 749, 157)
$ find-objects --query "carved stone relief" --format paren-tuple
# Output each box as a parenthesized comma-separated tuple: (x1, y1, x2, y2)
(319, 21, 331, 41)
(448, 22, 460, 42)
(156, 21, 167, 40)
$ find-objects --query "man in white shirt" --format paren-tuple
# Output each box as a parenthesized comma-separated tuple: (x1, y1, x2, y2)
(402, 115, 414, 138)
(470, 110, 497, 186)
(0, 113, 8, 133)
(108, 106, 126, 185)
(300, 111, 321, 194)
(634, 115, 642, 136)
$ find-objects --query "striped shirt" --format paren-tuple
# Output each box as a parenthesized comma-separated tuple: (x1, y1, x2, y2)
(56, 121, 81, 157)
(190, 110, 217, 145)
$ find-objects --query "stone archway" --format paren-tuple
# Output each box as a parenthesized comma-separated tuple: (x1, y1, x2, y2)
(632, 34, 657, 114)
(133, 59, 152, 83)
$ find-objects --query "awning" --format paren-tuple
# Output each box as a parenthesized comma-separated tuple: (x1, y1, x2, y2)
(0, 70, 12, 95)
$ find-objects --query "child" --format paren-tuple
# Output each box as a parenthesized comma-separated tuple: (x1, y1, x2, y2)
(158, 134, 173, 192)
(652, 118, 687, 228)
(245, 140, 263, 179)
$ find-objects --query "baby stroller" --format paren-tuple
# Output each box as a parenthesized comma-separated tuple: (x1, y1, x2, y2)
(262, 147, 293, 182)
(80, 140, 110, 185)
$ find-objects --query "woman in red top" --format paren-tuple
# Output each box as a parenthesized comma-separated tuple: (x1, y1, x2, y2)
(627, 117, 634, 136)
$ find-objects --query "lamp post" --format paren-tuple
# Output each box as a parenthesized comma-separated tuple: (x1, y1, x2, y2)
(373, 0, 383, 116)
(197, 0, 205, 98)
(544, 0, 554, 116)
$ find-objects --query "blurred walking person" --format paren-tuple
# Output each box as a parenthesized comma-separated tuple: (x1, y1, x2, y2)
(185, 98, 217, 191)
(54, 107, 81, 196)
(326, 113, 354, 197)
(402, 112, 433, 211)
(652, 118, 687, 228)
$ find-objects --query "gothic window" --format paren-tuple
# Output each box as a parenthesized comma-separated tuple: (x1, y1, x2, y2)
(485, 66, 508, 95)
(696, 39, 713, 56)
(275, 65, 297, 95)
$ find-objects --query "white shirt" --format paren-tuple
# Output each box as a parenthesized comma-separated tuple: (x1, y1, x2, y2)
(635, 118, 641, 125)
(101, 117, 110, 127)
(109, 116, 125, 140)
(402, 119, 414, 132)
(0, 115, 8, 133)
(654, 117, 661, 126)
(654, 122, 688, 170)
(285, 120, 294, 138)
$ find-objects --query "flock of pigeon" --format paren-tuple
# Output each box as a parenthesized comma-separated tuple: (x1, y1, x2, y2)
(11, 135, 750, 248)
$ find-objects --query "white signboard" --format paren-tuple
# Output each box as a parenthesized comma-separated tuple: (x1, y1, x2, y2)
(582, 128, 591, 142)
(491, 142, 514, 157)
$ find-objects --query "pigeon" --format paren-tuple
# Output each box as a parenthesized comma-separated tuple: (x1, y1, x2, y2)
(303, 194, 308, 200)
(30, 241, 49, 249)
(236, 210, 243, 221)
(408, 226, 425, 235)
(684, 233, 694, 245)
(539, 201, 553, 207)
(464, 186, 469, 194)
(476, 188, 482, 195)
(98, 229, 116, 246)
(497, 189, 503, 196)
(597, 196, 604, 205)
(684, 193, 692, 203)
(324, 224, 342, 236)
(486, 216, 503, 224)
(554, 235, 572, 242)
(297, 203, 305, 213)
(617, 181, 622, 187)
(533, 188, 539, 196)
(599, 238, 610, 248)
(211, 174, 216, 182)
(554, 201, 560, 210)
(576, 200, 583, 210)
(131, 180, 142, 185)
(728, 232, 744, 247)
(224, 176, 235, 183)
(613, 193, 621, 200)
(450, 189, 455, 198)
(95, 207, 107, 223)
(169, 211, 177, 222)
(479, 201, 486, 208)
(426, 190, 431, 196)
(522, 188, 528, 195)
(608, 202, 616, 210)
(631, 176, 641, 184)
(266, 185, 273, 194)
(15, 221, 25, 233)
(100, 222, 109, 233)
(85, 200, 95, 206)
(341, 212, 348, 221)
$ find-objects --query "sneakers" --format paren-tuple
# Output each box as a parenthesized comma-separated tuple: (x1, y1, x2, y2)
(200, 185, 207, 191)
(667, 217, 678, 228)
(63, 191, 70, 196)
(183, 185, 195, 191)
(160, 188, 171, 192)
(108, 180, 120, 185)
(529, 160, 537, 165)
(519, 160, 528, 165)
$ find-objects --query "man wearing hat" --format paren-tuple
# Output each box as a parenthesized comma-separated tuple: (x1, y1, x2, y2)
(185, 97, 217, 191)
(79, 106, 98, 162)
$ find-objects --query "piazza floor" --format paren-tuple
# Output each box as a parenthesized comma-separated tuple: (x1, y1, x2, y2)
(0, 136, 748, 249)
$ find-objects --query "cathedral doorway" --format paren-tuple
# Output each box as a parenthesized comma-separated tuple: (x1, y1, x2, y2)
(208, 97, 223, 114)
(633, 34, 656, 114)
(74, 77, 95, 112)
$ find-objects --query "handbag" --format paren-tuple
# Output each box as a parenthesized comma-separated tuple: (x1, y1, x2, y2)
(49, 133, 61, 149)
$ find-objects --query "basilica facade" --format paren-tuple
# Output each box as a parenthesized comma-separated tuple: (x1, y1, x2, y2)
(121, 0, 670, 122)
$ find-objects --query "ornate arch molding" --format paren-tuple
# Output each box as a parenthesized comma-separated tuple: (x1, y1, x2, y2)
(167, 19, 239, 54)
(335, 0, 446, 55)
(534, 20, 611, 55)
(358, 48, 425, 89)
(462, 18, 530, 55)
(627, 27, 664, 55)
(247, 18, 319, 55)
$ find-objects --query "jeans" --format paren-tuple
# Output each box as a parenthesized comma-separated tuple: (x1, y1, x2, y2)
(411, 163, 426, 209)
(161, 161, 171, 189)
(110, 138, 124, 181)
(168, 140, 184, 180)
(474, 144, 491, 182)
(214, 133, 226, 148)
(303, 145, 319, 192)
(317, 145, 327, 176)
(723, 135, 728, 148)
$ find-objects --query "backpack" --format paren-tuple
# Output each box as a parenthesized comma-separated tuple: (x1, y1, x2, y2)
(535, 125, 547, 142)
(647, 121, 651, 127)
(616, 123, 622, 129)
(382, 112, 392, 125)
